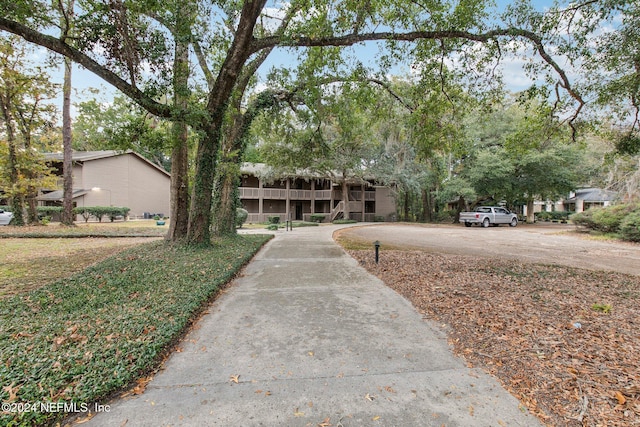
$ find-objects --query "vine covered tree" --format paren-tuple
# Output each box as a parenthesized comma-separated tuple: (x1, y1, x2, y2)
(1, 0, 588, 243)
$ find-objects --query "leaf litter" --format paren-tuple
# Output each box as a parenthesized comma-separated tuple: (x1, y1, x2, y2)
(348, 249, 640, 427)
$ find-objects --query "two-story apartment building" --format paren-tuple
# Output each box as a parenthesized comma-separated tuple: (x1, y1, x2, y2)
(39, 150, 171, 218)
(238, 163, 396, 223)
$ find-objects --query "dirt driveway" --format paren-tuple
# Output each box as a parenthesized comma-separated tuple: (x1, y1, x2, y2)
(339, 222, 640, 276)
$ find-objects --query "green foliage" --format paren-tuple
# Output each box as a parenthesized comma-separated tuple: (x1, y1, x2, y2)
(73, 206, 130, 223)
(620, 212, 640, 242)
(571, 203, 640, 237)
(267, 216, 280, 224)
(591, 204, 638, 233)
(0, 235, 271, 426)
(37, 206, 63, 215)
(266, 224, 279, 231)
(570, 209, 597, 229)
(591, 303, 612, 314)
(535, 211, 571, 222)
(310, 214, 326, 223)
(235, 208, 248, 228)
(615, 134, 640, 156)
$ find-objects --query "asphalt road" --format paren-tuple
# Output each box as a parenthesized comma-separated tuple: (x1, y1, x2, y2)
(338, 222, 640, 276)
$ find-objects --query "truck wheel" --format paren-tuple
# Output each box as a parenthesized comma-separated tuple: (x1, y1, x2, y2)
(482, 218, 490, 228)
(464, 222, 472, 227)
(510, 218, 518, 227)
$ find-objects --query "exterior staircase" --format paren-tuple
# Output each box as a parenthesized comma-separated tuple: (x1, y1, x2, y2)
(330, 201, 344, 221)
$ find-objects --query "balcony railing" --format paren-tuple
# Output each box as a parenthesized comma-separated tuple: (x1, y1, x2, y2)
(239, 187, 333, 200)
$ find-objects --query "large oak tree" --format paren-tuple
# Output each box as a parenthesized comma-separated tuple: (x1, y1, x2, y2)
(1, 0, 588, 244)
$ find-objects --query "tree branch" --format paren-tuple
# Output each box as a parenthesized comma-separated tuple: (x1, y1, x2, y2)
(367, 78, 415, 112)
(0, 17, 173, 118)
(252, 27, 585, 123)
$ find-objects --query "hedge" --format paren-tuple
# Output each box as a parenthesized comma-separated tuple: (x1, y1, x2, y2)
(73, 207, 131, 223)
(620, 212, 640, 242)
(571, 203, 640, 242)
(0, 206, 131, 223)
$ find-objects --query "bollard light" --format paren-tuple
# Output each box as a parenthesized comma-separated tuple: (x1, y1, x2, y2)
(374, 240, 381, 264)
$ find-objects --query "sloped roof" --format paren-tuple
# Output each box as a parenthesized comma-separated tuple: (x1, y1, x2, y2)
(44, 150, 170, 177)
(37, 189, 90, 201)
(240, 162, 374, 184)
(567, 188, 618, 203)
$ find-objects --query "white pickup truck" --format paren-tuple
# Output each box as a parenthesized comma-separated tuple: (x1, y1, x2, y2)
(459, 206, 518, 228)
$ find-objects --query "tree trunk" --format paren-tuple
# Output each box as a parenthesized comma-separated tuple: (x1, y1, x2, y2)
(166, 0, 192, 242)
(186, 0, 265, 245)
(167, 140, 189, 241)
(61, 54, 75, 226)
(341, 177, 350, 220)
(403, 191, 410, 221)
(527, 199, 535, 223)
(26, 188, 38, 224)
(421, 188, 431, 222)
(212, 166, 239, 235)
(454, 196, 465, 223)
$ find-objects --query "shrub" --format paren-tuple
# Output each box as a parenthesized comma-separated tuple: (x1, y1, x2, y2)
(373, 215, 386, 222)
(620, 212, 640, 242)
(591, 204, 637, 233)
(570, 209, 597, 229)
(267, 215, 280, 224)
(37, 206, 62, 216)
(536, 211, 552, 221)
(310, 214, 325, 223)
(72, 206, 131, 223)
(536, 211, 571, 222)
(266, 223, 279, 230)
(236, 208, 248, 228)
(435, 210, 455, 223)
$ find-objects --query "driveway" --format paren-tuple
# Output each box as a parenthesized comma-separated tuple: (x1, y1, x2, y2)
(338, 223, 640, 276)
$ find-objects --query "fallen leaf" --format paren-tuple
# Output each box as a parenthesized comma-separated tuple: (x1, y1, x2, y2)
(133, 377, 152, 395)
(293, 408, 305, 417)
(229, 375, 240, 384)
(74, 413, 95, 424)
(318, 417, 331, 427)
(2, 383, 19, 402)
(614, 391, 626, 405)
(372, 415, 381, 421)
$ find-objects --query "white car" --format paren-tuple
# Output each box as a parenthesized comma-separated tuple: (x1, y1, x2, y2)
(0, 209, 13, 225)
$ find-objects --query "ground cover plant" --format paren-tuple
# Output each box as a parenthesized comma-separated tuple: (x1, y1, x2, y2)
(346, 248, 640, 427)
(0, 234, 271, 426)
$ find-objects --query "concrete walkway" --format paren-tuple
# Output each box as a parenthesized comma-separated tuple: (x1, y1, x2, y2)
(83, 225, 541, 426)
